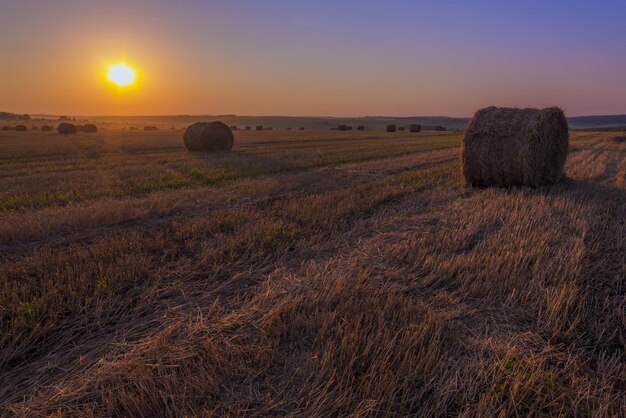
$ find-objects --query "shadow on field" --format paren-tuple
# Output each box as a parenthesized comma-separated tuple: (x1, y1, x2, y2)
(519, 174, 625, 353)
(188, 150, 297, 175)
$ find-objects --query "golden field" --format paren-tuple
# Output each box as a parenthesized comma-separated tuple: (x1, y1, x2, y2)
(0, 129, 624, 416)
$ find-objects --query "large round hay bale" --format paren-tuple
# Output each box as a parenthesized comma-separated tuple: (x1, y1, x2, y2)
(58, 123, 77, 134)
(461, 107, 568, 187)
(15, 125, 27, 132)
(410, 124, 421, 133)
(386, 124, 397, 132)
(183, 121, 234, 152)
(81, 124, 98, 133)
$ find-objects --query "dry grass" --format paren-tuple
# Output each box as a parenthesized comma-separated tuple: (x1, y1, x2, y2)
(0, 129, 624, 417)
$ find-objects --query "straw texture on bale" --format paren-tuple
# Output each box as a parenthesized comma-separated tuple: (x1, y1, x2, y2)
(58, 123, 77, 134)
(461, 106, 569, 187)
(183, 121, 234, 152)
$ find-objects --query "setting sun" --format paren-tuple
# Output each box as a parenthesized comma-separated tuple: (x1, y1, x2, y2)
(107, 64, 136, 87)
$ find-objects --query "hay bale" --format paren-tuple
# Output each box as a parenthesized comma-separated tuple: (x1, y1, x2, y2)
(230, 125, 239, 131)
(434, 125, 446, 131)
(245, 126, 251, 131)
(410, 124, 421, 133)
(41, 125, 53, 132)
(58, 123, 77, 134)
(398, 126, 405, 132)
(256, 125, 263, 131)
(357, 125, 365, 131)
(15, 125, 27, 132)
(81, 124, 98, 133)
(386, 124, 396, 132)
(183, 121, 234, 152)
(461, 106, 568, 187)
(144, 126, 159, 131)
(2, 125, 13, 131)
(299, 127, 305, 131)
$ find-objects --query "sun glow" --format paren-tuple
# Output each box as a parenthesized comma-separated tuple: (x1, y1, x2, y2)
(107, 64, 136, 87)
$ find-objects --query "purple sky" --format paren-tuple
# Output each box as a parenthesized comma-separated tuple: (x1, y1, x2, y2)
(1, 0, 626, 116)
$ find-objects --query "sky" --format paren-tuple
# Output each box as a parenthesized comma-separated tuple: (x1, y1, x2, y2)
(1, 0, 626, 117)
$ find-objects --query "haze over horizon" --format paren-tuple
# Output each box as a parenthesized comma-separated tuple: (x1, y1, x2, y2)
(2, 0, 626, 117)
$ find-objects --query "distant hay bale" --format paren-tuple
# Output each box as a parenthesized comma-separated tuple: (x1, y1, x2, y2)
(230, 125, 239, 131)
(410, 124, 421, 133)
(80, 124, 98, 133)
(245, 126, 252, 131)
(144, 126, 159, 131)
(256, 125, 263, 131)
(299, 127, 305, 131)
(338, 124, 349, 131)
(461, 106, 569, 187)
(357, 125, 365, 131)
(398, 126, 405, 131)
(2, 125, 13, 131)
(15, 125, 27, 132)
(41, 125, 53, 132)
(130, 126, 139, 130)
(265, 127, 273, 131)
(386, 124, 397, 132)
(183, 121, 234, 152)
(58, 123, 77, 134)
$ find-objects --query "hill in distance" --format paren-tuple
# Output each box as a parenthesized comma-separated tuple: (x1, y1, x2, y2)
(9, 112, 626, 131)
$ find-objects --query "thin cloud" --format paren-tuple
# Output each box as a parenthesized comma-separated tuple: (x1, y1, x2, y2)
(150, 16, 176, 25)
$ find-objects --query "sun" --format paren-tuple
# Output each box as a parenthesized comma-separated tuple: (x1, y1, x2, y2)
(107, 64, 136, 87)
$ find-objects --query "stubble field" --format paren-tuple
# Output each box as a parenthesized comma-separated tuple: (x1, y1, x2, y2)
(0, 129, 624, 416)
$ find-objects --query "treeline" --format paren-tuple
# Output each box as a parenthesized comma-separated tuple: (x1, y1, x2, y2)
(0, 112, 30, 121)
